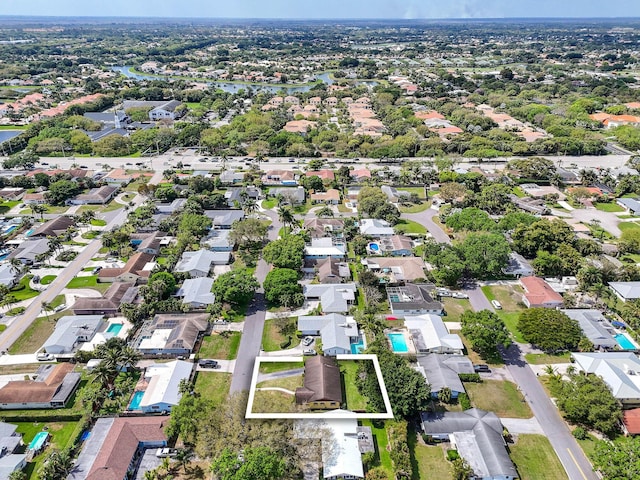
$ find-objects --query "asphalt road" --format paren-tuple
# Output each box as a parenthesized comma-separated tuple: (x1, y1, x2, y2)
(229, 210, 282, 394)
(402, 206, 451, 244)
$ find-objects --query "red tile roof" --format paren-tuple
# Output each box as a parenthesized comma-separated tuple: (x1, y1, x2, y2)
(520, 276, 564, 307)
(623, 408, 640, 435)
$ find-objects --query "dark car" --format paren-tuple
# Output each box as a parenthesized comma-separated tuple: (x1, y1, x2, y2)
(473, 364, 491, 373)
(199, 359, 220, 369)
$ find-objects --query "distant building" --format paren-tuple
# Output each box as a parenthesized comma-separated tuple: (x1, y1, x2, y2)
(148, 100, 184, 121)
(503, 253, 534, 278)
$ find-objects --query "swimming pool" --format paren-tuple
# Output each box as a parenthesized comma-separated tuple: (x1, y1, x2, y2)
(351, 337, 365, 354)
(368, 242, 380, 252)
(387, 332, 409, 353)
(25, 228, 34, 237)
(129, 390, 145, 410)
(614, 333, 636, 350)
(28, 431, 49, 451)
(106, 323, 123, 335)
(2, 225, 17, 235)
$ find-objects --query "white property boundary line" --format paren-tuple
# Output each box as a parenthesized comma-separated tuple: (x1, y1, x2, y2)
(245, 354, 394, 419)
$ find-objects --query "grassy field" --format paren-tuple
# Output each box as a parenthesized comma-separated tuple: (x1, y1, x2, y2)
(65, 275, 111, 293)
(397, 187, 428, 198)
(360, 420, 393, 475)
(17, 421, 80, 480)
(619, 222, 640, 232)
(193, 372, 231, 408)
(341, 361, 369, 412)
(261, 317, 298, 351)
(394, 219, 428, 235)
(510, 434, 568, 480)
(262, 198, 277, 209)
(40, 275, 57, 285)
(594, 202, 625, 212)
(442, 297, 472, 323)
(481, 285, 526, 342)
(465, 380, 532, 418)
(252, 389, 298, 413)
(399, 202, 431, 213)
(409, 431, 452, 480)
(10, 275, 40, 301)
(198, 332, 241, 360)
(258, 361, 303, 374)
(257, 375, 302, 391)
(524, 352, 571, 365)
(9, 316, 55, 354)
(90, 218, 107, 226)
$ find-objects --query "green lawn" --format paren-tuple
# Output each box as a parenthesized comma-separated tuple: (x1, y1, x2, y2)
(409, 430, 452, 480)
(65, 275, 111, 293)
(40, 275, 57, 285)
(465, 380, 532, 418)
(361, 420, 393, 475)
(90, 218, 107, 226)
(77, 202, 124, 214)
(481, 285, 526, 342)
(501, 312, 526, 343)
(10, 275, 40, 301)
(512, 186, 527, 198)
(17, 421, 80, 480)
(194, 372, 231, 408)
(576, 434, 599, 462)
(594, 202, 624, 212)
(442, 297, 472, 323)
(510, 434, 568, 480)
(394, 219, 427, 235)
(198, 332, 241, 360)
(82, 231, 100, 239)
(397, 187, 428, 198)
(8, 316, 55, 354)
(258, 361, 303, 375)
(341, 361, 369, 412)
(399, 202, 431, 213)
(524, 352, 571, 365)
(261, 317, 298, 351)
(619, 222, 640, 232)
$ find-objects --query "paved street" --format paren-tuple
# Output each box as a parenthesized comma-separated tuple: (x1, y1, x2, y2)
(402, 206, 450, 244)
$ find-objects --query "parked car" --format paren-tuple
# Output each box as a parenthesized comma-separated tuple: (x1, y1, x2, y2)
(474, 364, 491, 373)
(92, 266, 102, 274)
(301, 336, 314, 346)
(156, 448, 178, 458)
(198, 359, 220, 369)
(37, 352, 54, 361)
(53, 304, 67, 312)
(452, 292, 469, 299)
(491, 300, 502, 310)
(303, 349, 317, 356)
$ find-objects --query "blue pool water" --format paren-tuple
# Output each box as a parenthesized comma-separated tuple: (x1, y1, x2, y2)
(388, 333, 409, 353)
(3, 225, 17, 235)
(351, 338, 365, 354)
(614, 333, 636, 350)
(25, 228, 34, 237)
(368, 242, 380, 252)
(106, 323, 123, 335)
(28, 431, 49, 451)
(129, 391, 145, 410)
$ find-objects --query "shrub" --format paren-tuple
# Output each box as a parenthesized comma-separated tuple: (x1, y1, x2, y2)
(573, 427, 588, 440)
(446, 449, 460, 461)
(459, 373, 482, 383)
(458, 393, 471, 410)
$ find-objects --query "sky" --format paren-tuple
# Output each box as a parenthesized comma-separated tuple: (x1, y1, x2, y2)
(2, 0, 640, 19)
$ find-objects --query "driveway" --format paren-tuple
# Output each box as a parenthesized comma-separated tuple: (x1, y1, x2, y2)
(568, 207, 621, 237)
(402, 206, 450, 244)
(501, 417, 544, 435)
(196, 359, 235, 374)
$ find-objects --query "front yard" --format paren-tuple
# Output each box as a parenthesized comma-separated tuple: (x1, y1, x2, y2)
(465, 380, 532, 418)
(409, 431, 453, 480)
(9, 316, 55, 354)
(194, 372, 231, 408)
(510, 434, 568, 480)
(481, 285, 526, 342)
(198, 332, 241, 360)
(65, 275, 111, 293)
(261, 317, 299, 351)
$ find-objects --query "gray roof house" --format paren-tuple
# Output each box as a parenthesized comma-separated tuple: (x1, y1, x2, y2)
(0, 263, 18, 287)
(503, 252, 534, 278)
(609, 281, 640, 302)
(204, 209, 245, 229)
(421, 409, 517, 480)
(359, 219, 394, 237)
(155, 198, 186, 214)
(617, 198, 640, 216)
(219, 171, 245, 185)
(134, 360, 193, 413)
(134, 314, 209, 356)
(148, 100, 184, 121)
(416, 354, 473, 399)
(298, 314, 359, 356)
(69, 185, 119, 205)
(8, 238, 50, 264)
(381, 185, 410, 202)
(303, 283, 357, 314)
(269, 186, 306, 205)
(43, 315, 105, 355)
(176, 277, 216, 308)
(0, 422, 27, 479)
(387, 284, 444, 317)
(175, 249, 230, 277)
(561, 309, 618, 350)
(405, 314, 463, 354)
(571, 352, 640, 406)
(202, 229, 234, 251)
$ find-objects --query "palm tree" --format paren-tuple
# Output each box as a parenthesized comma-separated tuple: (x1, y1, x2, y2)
(243, 199, 257, 216)
(42, 301, 55, 322)
(175, 448, 194, 474)
(47, 236, 62, 255)
(30, 203, 47, 220)
(277, 206, 295, 235)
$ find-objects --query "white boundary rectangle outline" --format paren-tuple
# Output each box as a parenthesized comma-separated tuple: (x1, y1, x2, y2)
(245, 354, 394, 419)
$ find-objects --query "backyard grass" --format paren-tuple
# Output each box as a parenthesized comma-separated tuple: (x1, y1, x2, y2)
(40, 275, 56, 285)
(524, 352, 571, 365)
(510, 434, 568, 480)
(77, 202, 124, 214)
(10, 275, 40, 301)
(262, 198, 277, 209)
(257, 375, 303, 391)
(198, 332, 241, 360)
(258, 361, 303, 375)
(17, 421, 80, 480)
(394, 219, 427, 235)
(341, 361, 369, 412)
(442, 297, 472, 323)
(408, 430, 452, 480)
(261, 317, 298, 351)
(619, 221, 640, 232)
(44, 205, 70, 214)
(360, 420, 393, 475)
(194, 372, 231, 408)
(8, 316, 56, 354)
(65, 275, 111, 293)
(252, 389, 298, 413)
(399, 202, 431, 213)
(465, 380, 532, 418)
(397, 187, 428, 198)
(594, 202, 625, 212)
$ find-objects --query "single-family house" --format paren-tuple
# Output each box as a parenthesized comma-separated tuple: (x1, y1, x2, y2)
(417, 354, 474, 399)
(155, 198, 186, 214)
(381, 186, 410, 202)
(320, 414, 364, 480)
(0, 263, 18, 288)
(29, 216, 75, 239)
(387, 284, 444, 317)
(350, 169, 371, 182)
(520, 276, 564, 308)
(617, 198, 640, 216)
(316, 257, 351, 284)
(369, 235, 413, 257)
(306, 170, 335, 182)
(69, 185, 118, 205)
(176, 277, 216, 308)
(362, 257, 426, 284)
(43, 315, 104, 355)
(22, 192, 47, 205)
(98, 252, 155, 283)
(135, 360, 193, 413)
(298, 314, 358, 356)
(420, 409, 517, 480)
(262, 170, 298, 186)
(103, 168, 135, 186)
(67, 417, 167, 480)
(225, 186, 260, 208)
(0, 187, 25, 200)
(204, 209, 245, 229)
(0, 422, 27, 479)
(303, 283, 357, 314)
(202, 229, 234, 252)
(404, 315, 463, 354)
(561, 309, 618, 350)
(503, 252, 534, 277)
(359, 219, 394, 237)
(219, 170, 245, 185)
(148, 100, 184, 121)
(72, 282, 138, 316)
(311, 189, 340, 205)
(303, 218, 344, 239)
(571, 352, 640, 406)
(609, 281, 640, 302)
(0, 363, 81, 410)
(134, 314, 209, 356)
(131, 232, 163, 255)
(175, 249, 230, 277)
(304, 237, 347, 261)
(269, 186, 306, 205)
(7, 238, 49, 265)
(295, 356, 342, 409)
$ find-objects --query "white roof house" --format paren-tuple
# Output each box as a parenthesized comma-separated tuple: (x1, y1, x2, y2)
(304, 237, 347, 259)
(43, 315, 105, 355)
(359, 219, 394, 237)
(303, 283, 357, 313)
(571, 352, 640, 404)
(404, 315, 463, 354)
(138, 360, 193, 413)
(0, 263, 18, 287)
(609, 282, 640, 302)
(177, 277, 216, 308)
(298, 314, 358, 356)
(175, 249, 229, 277)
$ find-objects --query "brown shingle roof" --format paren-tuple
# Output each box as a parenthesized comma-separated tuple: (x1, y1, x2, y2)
(98, 252, 154, 280)
(0, 363, 74, 404)
(72, 282, 136, 313)
(295, 355, 342, 404)
(30, 216, 75, 238)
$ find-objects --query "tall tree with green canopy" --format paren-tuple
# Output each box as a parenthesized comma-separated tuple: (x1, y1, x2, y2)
(210, 447, 286, 480)
(461, 310, 511, 361)
(518, 308, 583, 352)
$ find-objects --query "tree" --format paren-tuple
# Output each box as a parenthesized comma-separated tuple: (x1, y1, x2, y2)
(438, 182, 467, 203)
(213, 269, 259, 305)
(461, 310, 511, 361)
(45, 179, 81, 205)
(511, 218, 576, 259)
(277, 206, 295, 234)
(517, 309, 583, 352)
(475, 183, 512, 214)
(438, 387, 452, 404)
(457, 232, 511, 279)
(167, 393, 214, 447)
(451, 457, 474, 480)
(593, 437, 640, 479)
(262, 235, 305, 270)
(445, 207, 496, 232)
(357, 186, 400, 224)
(316, 206, 334, 217)
(263, 268, 303, 307)
(30, 203, 47, 220)
(211, 447, 286, 480)
(39, 449, 74, 480)
(146, 271, 177, 301)
(508, 157, 555, 180)
(229, 218, 268, 245)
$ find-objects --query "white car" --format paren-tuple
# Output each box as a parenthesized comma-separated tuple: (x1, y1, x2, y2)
(37, 352, 54, 361)
(156, 448, 178, 458)
(54, 304, 67, 312)
(303, 349, 317, 356)
(491, 300, 502, 310)
(301, 336, 314, 346)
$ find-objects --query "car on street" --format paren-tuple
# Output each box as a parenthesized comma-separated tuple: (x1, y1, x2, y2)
(452, 292, 469, 299)
(301, 336, 314, 346)
(37, 352, 54, 361)
(198, 359, 220, 369)
(302, 349, 317, 356)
